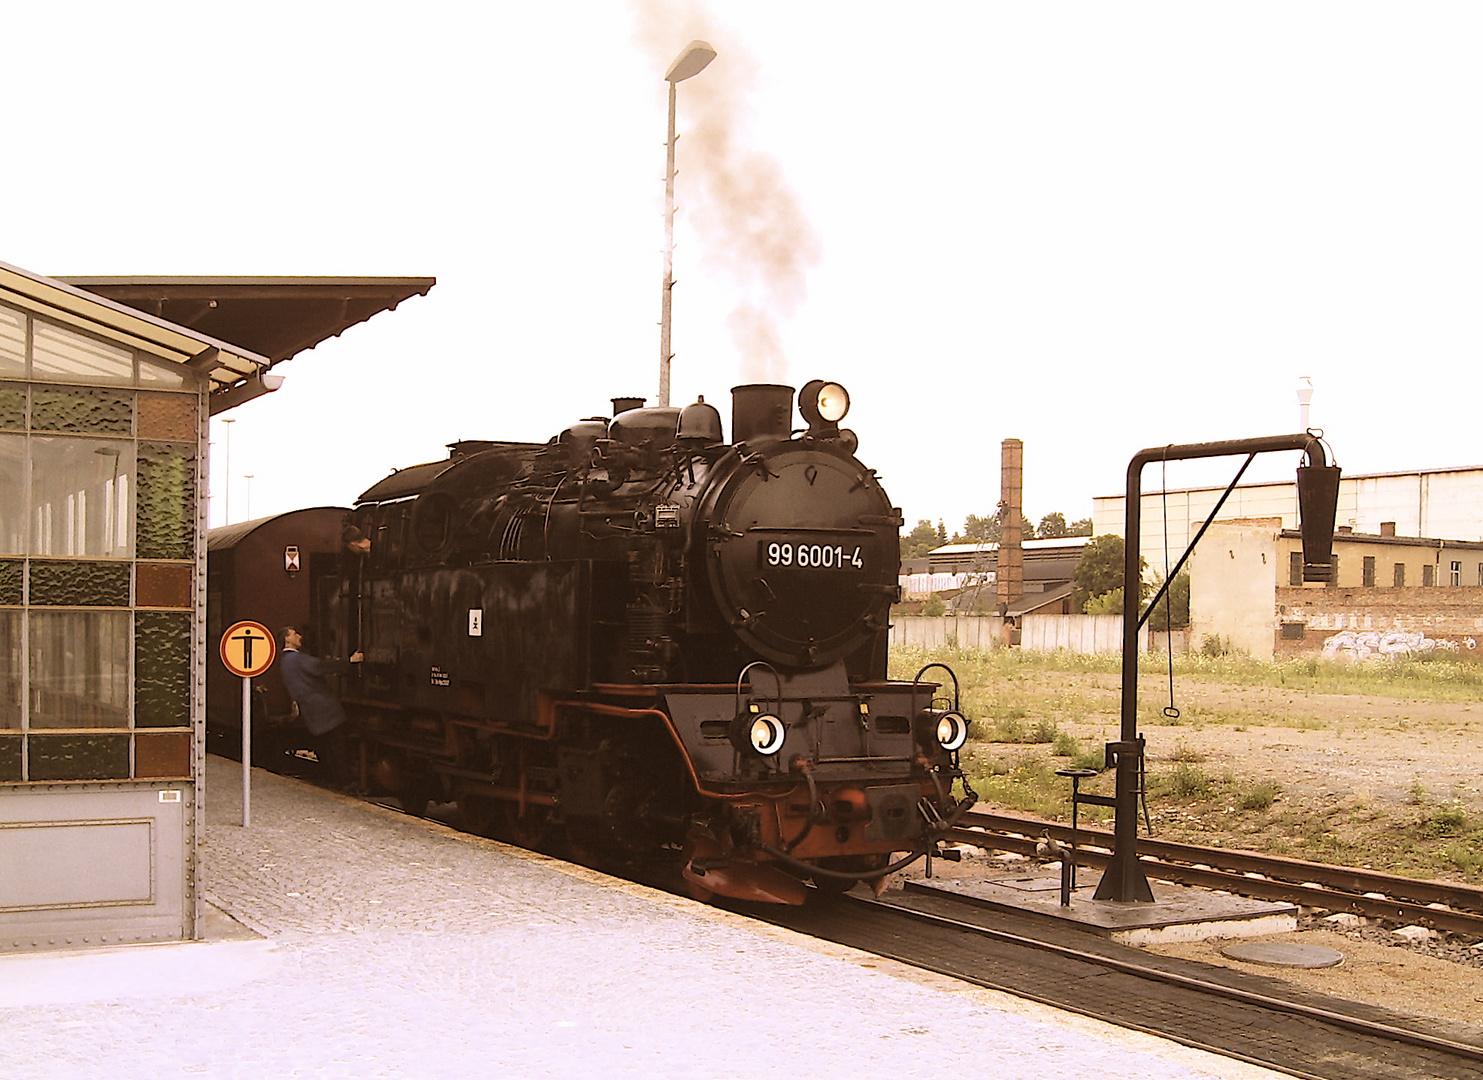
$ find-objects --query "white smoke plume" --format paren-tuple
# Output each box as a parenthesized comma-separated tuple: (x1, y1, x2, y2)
(630, 1, 822, 383)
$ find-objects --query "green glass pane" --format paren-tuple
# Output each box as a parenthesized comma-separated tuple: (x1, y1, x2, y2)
(0, 560, 19, 605)
(135, 611, 191, 728)
(0, 611, 16, 730)
(0, 735, 19, 781)
(29, 561, 129, 606)
(0, 385, 23, 430)
(28, 734, 130, 780)
(30, 386, 133, 434)
(136, 442, 196, 560)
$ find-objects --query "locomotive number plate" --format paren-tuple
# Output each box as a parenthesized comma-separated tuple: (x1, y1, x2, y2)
(760, 540, 865, 571)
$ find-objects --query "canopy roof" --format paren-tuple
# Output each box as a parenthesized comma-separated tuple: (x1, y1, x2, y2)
(1, 259, 273, 394)
(61, 276, 435, 366)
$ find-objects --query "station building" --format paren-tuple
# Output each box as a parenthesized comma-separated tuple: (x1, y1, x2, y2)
(0, 261, 431, 952)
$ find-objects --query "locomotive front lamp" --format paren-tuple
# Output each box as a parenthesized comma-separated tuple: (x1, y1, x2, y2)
(917, 708, 970, 753)
(799, 380, 850, 431)
(731, 705, 787, 757)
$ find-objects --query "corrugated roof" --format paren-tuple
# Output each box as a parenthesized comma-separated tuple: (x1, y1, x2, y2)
(206, 506, 352, 551)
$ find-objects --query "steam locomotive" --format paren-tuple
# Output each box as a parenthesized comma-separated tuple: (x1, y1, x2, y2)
(231, 381, 976, 904)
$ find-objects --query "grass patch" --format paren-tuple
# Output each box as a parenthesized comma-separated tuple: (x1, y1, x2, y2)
(1236, 781, 1282, 811)
(1421, 803, 1470, 838)
(1155, 762, 1215, 799)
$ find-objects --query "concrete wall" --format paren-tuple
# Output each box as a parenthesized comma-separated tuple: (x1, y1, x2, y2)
(890, 614, 1155, 655)
(1189, 523, 1284, 659)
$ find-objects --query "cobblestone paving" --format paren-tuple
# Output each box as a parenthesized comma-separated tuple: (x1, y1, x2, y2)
(0, 759, 1287, 1079)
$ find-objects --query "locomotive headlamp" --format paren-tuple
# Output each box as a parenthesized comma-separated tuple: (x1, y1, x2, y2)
(731, 705, 787, 756)
(917, 708, 970, 753)
(798, 380, 850, 430)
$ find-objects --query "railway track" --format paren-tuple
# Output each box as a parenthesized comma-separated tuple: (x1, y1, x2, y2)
(947, 809, 1483, 939)
(756, 886, 1483, 1080)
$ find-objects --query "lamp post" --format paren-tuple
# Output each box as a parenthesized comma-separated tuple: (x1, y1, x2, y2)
(658, 39, 717, 407)
(243, 474, 254, 521)
(220, 417, 235, 525)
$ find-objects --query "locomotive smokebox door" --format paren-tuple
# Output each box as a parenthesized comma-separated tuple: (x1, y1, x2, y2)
(701, 442, 898, 668)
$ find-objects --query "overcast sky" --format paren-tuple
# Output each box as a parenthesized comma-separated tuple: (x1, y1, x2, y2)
(8, 2, 1483, 536)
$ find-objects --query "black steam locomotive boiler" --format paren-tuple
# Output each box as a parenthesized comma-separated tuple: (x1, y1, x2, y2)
(315, 380, 975, 903)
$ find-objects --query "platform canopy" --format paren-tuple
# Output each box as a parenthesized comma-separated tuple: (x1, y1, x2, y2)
(60, 275, 435, 414)
(1, 259, 274, 402)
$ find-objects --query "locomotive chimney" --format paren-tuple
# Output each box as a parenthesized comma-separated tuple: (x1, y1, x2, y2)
(731, 384, 794, 444)
(997, 438, 1024, 617)
(611, 397, 645, 417)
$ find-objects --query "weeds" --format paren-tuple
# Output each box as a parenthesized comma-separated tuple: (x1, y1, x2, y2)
(1237, 781, 1282, 811)
(1157, 762, 1214, 799)
(1421, 803, 1470, 838)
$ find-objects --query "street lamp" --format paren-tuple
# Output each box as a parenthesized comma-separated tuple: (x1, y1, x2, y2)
(220, 417, 235, 525)
(658, 39, 717, 407)
(243, 474, 254, 521)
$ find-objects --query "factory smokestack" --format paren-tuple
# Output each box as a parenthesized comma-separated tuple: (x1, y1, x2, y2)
(997, 439, 1024, 616)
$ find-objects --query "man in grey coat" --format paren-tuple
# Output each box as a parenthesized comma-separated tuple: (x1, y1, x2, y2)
(278, 626, 364, 791)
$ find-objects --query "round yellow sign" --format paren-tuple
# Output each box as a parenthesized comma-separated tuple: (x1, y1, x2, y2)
(220, 620, 276, 677)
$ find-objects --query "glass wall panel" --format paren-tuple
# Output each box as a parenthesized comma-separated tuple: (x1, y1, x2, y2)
(138, 357, 189, 389)
(30, 437, 135, 557)
(29, 610, 130, 728)
(29, 561, 130, 606)
(0, 734, 19, 780)
(0, 560, 19, 605)
(135, 611, 190, 727)
(0, 436, 22, 555)
(32, 323, 133, 385)
(136, 563, 191, 608)
(29, 734, 130, 780)
(135, 732, 190, 777)
(138, 392, 195, 441)
(0, 385, 23, 429)
(0, 610, 17, 730)
(136, 441, 194, 560)
(0, 304, 24, 379)
(31, 386, 132, 434)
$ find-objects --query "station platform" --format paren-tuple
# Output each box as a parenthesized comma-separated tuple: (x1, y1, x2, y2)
(0, 756, 1288, 1080)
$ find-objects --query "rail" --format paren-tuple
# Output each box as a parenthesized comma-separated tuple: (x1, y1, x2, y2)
(949, 809, 1483, 938)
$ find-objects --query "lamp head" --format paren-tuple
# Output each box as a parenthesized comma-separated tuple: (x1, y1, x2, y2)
(666, 41, 717, 83)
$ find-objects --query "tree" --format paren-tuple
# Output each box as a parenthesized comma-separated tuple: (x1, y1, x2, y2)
(901, 519, 941, 560)
(956, 513, 1001, 545)
(1071, 534, 1149, 614)
(1146, 570, 1190, 631)
(1067, 518, 1093, 537)
(1037, 512, 1069, 538)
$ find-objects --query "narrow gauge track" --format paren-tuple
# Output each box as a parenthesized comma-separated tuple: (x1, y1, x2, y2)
(948, 810, 1483, 939)
(754, 887, 1483, 1080)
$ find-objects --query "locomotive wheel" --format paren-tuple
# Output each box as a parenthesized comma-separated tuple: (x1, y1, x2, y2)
(456, 795, 501, 838)
(502, 801, 553, 851)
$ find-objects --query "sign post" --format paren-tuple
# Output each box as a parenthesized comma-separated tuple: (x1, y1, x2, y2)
(220, 621, 276, 827)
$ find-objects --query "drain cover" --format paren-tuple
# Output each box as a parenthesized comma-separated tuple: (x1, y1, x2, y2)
(1219, 942, 1344, 968)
